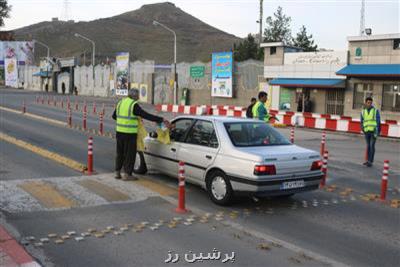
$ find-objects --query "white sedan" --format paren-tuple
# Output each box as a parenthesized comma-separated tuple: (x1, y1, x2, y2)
(134, 116, 323, 205)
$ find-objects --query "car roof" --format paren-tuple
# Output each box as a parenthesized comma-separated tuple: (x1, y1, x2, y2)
(173, 115, 260, 123)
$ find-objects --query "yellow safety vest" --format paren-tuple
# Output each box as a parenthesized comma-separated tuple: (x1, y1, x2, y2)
(252, 101, 270, 122)
(362, 108, 377, 133)
(116, 98, 138, 134)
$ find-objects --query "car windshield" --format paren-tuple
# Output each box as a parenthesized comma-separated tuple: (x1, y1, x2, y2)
(224, 122, 291, 147)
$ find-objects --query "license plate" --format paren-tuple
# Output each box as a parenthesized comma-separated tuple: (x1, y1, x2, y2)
(281, 180, 305, 190)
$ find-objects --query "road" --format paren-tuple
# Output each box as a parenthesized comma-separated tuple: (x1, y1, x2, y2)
(1, 88, 399, 267)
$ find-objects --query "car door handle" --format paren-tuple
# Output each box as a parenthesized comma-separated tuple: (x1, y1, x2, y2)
(205, 155, 212, 159)
(171, 148, 176, 152)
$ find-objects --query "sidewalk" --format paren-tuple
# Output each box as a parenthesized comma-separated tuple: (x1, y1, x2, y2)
(0, 225, 40, 267)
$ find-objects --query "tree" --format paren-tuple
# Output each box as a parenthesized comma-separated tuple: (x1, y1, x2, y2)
(0, 0, 11, 27)
(233, 34, 263, 61)
(293, 25, 318, 51)
(263, 6, 292, 44)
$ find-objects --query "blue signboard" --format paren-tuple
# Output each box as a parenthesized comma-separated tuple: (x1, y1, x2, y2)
(211, 52, 233, 97)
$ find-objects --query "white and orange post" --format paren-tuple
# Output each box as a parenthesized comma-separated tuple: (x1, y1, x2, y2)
(176, 161, 188, 213)
(320, 131, 326, 156)
(67, 98, 71, 110)
(47, 96, 50, 105)
(87, 136, 93, 175)
(99, 112, 104, 135)
(101, 103, 105, 116)
(320, 151, 329, 188)
(290, 126, 295, 144)
(22, 100, 26, 114)
(61, 98, 64, 109)
(41, 96, 44, 105)
(83, 109, 87, 131)
(380, 160, 390, 201)
(75, 100, 79, 111)
(84, 100, 87, 113)
(67, 108, 72, 127)
(93, 101, 96, 114)
(53, 97, 57, 107)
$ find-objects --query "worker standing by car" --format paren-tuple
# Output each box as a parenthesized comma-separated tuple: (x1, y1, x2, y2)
(252, 91, 272, 122)
(360, 97, 380, 167)
(246, 97, 257, 118)
(112, 88, 170, 180)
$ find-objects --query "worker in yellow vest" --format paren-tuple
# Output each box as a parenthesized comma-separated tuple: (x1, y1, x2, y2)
(112, 89, 170, 180)
(252, 91, 272, 122)
(360, 97, 381, 167)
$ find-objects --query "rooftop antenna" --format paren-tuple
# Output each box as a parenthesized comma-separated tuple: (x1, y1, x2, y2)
(61, 0, 70, 21)
(359, 0, 365, 36)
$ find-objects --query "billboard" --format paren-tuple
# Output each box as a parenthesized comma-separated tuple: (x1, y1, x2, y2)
(211, 52, 233, 97)
(5, 57, 18, 87)
(115, 52, 129, 96)
(0, 41, 35, 66)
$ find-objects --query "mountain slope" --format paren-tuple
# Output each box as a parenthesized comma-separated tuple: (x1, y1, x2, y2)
(14, 2, 242, 64)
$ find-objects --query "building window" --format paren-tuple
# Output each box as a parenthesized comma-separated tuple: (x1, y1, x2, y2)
(270, 47, 276, 55)
(393, 39, 400, 50)
(382, 84, 400, 112)
(353, 83, 373, 109)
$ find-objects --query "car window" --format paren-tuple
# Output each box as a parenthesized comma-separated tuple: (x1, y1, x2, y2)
(170, 119, 194, 142)
(224, 122, 291, 147)
(186, 120, 218, 148)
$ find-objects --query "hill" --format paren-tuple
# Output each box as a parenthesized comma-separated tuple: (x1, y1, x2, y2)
(13, 2, 242, 64)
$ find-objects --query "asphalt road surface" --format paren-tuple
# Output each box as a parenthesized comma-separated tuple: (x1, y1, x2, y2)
(1, 88, 399, 267)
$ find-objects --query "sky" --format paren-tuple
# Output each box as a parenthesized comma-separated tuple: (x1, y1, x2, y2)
(3, 0, 400, 50)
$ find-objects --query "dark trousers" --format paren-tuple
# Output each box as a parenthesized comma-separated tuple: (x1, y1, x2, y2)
(364, 132, 376, 163)
(115, 132, 137, 175)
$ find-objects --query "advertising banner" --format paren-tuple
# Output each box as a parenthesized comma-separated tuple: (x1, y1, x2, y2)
(115, 52, 130, 96)
(0, 41, 35, 65)
(211, 52, 233, 97)
(5, 57, 18, 87)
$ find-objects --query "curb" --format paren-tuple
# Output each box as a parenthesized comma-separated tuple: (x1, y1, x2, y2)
(0, 225, 41, 267)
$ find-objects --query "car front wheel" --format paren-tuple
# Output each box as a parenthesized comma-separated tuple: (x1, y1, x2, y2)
(206, 170, 234, 206)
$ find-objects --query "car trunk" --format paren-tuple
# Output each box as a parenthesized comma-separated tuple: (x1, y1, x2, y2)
(236, 145, 319, 175)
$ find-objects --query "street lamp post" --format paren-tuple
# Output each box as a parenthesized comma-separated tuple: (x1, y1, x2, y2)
(34, 39, 50, 91)
(74, 33, 96, 95)
(153, 20, 177, 105)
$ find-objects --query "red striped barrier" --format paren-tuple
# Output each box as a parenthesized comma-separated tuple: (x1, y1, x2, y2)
(320, 131, 326, 156)
(290, 126, 294, 143)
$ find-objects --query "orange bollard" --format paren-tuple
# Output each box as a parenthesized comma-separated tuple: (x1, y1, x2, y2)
(175, 161, 188, 213)
(47, 96, 50, 105)
(61, 99, 64, 109)
(75, 100, 79, 111)
(83, 109, 87, 131)
(41, 96, 44, 105)
(67, 98, 71, 110)
(22, 100, 26, 114)
(290, 126, 294, 144)
(67, 108, 72, 127)
(53, 97, 57, 107)
(320, 131, 326, 156)
(320, 151, 329, 188)
(93, 101, 96, 114)
(101, 103, 105, 116)
(99, 112, 104, 135)
(380, 160, 389, 201)
(84, 100, 87, 113)
(87, 136, 93, 175)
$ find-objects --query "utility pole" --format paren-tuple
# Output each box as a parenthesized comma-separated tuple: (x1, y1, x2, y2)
(359, 0, 365, 36)
(259, 0, 263, 44)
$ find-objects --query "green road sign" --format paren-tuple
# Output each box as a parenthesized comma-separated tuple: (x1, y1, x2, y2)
(190, 66, 205, 78)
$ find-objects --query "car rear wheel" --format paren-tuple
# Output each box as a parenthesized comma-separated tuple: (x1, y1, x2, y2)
(206, 170, 234, 206)
(133, 151, 147, 174)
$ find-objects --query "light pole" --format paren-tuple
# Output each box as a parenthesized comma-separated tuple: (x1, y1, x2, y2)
(74, 33, 96, 95)
(34, 39, 50, 91)
(153, 20, 177, 104)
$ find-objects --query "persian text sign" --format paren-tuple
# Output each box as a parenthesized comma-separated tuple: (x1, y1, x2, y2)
(211, 52, 233, 98)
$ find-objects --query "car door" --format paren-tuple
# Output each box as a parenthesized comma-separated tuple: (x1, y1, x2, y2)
(147, 118, 194, 177)
(177, 120, 219, 185)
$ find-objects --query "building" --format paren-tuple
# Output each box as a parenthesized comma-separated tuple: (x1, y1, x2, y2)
(336, 33, 400, 120)
(262, 42, 347, 115)
(262, 34, 400, 120)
